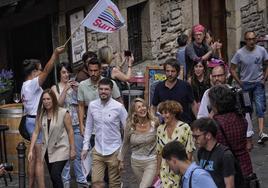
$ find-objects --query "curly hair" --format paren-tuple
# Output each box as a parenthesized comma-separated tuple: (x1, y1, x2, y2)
(208, 85, 237, 114)
(157, 100, 183, 120)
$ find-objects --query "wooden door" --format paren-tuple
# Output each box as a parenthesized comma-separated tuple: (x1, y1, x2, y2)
(199, 0, 228, 61)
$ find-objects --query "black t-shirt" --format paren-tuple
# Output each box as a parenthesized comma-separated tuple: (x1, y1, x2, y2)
(197, 144, 235, 188)
(152, 79, 194, 124)
(192, 80, 211, 102)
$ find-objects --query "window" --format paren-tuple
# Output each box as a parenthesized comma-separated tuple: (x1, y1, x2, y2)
(127, 3, 143, 63)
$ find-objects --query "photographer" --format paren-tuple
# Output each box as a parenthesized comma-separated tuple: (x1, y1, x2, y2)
(197, 65, 254, 151)
(208, 85, 253, 177)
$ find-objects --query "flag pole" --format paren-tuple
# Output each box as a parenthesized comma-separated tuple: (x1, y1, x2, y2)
(63, 24, 82, 47)
(63, 0, 100, 47)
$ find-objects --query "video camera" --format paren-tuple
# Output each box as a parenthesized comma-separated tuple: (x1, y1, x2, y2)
(230, 86, 252, 114)
(1, 163, 13, 171)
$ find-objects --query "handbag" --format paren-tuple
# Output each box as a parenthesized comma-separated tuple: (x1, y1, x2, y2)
(19, 115, 30, 141)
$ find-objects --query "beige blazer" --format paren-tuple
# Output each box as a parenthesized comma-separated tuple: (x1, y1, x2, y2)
(41, 107, 70, 163)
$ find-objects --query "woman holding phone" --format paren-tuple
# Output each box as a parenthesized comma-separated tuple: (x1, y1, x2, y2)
(51, 63, 88, 187)
(98, 46, 134, 92)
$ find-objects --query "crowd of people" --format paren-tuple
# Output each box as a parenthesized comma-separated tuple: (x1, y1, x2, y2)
(18, 23, 268, 188)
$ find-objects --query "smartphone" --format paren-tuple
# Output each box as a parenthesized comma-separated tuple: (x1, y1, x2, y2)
(124, 50, 131, 57)
(69, 73, 76, 81)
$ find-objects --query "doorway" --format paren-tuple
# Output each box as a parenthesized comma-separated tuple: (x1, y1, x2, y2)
(9, 17, 53, 92)
(199, 0, 228, 61)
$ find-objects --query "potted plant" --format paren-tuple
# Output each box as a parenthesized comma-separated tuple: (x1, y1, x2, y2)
(0, 69, 14, 104)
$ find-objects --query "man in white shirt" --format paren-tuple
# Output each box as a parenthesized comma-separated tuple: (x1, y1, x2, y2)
(81, 78, 127, 188)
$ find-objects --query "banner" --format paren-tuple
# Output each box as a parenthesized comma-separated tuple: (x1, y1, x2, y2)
(82, 0, 125, 33)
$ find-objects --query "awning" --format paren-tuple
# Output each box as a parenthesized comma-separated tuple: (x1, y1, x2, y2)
(0, 0, 20, 8)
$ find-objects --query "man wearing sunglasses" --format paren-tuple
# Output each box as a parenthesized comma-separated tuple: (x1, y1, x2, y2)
(230, 31, 268, 144)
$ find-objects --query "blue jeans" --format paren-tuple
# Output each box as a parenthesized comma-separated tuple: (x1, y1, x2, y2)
(25, 116, 42, 144)
(61, 125, 88, 184)
(242, 81, 266, 118)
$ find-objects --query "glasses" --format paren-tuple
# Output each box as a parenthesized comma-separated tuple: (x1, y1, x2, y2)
(245, 37, 256, 41)
(192, 133, 206, 139)
(211, 73, 225, 78)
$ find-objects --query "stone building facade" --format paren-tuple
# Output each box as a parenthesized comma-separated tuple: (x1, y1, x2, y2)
(226, 0, 268, 60)
(58, 0, 267, 71)
(0, 0, 267, 86)
(58, 0, 197, 71)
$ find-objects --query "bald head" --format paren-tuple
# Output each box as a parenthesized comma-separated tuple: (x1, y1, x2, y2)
(211, 65, 226, 85)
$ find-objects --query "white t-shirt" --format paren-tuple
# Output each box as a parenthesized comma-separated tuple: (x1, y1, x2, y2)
(21, 77, 43, 115)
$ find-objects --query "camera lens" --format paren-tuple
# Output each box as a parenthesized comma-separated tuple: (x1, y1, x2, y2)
(2, 163, 13, 171)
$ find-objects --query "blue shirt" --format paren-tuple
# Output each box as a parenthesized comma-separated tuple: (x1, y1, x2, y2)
(182, 162, 217, 188)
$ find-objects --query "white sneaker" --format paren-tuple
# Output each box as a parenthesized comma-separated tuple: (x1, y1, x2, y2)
(258, 132, 268, 144)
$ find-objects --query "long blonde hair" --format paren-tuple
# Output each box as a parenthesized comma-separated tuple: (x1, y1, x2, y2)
(126, 98, 158, 130)
(98, 46, 113, 65)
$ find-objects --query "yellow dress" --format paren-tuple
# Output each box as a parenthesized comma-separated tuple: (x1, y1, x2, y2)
(156, 121, 195, 188)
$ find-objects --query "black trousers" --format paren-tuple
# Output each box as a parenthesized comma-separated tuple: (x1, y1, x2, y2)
(45, 151, 67, 188)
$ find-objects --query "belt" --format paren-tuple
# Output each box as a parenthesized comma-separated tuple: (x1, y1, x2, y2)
(26, 115, 36, 118)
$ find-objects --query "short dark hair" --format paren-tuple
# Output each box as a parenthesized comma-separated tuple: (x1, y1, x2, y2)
(82, 51, 97, 63)
(57, 62, 72, 81)
(208, 85, 236, 114)
(87, 58, 101, 69)
(98, 78, 113, 89)
(163, 58, 180, 73)
(191, 118, 218, 137)
(177, 34, 188, 47)
(162, 141, 188, 161)
(23, 59, 41, 79)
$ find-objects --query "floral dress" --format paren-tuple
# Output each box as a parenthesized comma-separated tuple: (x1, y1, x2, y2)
(157, 121, 195, 188)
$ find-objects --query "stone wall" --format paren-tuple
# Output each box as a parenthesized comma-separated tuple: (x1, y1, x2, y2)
(57, 0, 194, 71)
(157, 0, 192, 65)
(240, 0, 267, 37)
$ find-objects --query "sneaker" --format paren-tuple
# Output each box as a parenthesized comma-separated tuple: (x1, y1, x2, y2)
(77, 182, 91, 188)
(258, 132, 268, 144)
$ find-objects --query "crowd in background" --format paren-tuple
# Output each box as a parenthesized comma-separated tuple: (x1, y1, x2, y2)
(19, 23, 268, 188)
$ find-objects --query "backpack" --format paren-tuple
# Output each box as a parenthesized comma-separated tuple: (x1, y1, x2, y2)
(197, 144, 244, 188)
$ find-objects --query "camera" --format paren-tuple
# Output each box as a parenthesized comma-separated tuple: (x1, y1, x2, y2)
(230, 86, 252, 114)
(124, 50, 131, 57)
(1, 163, 13, 171)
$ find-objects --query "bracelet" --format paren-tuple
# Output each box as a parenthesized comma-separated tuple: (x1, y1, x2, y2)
(128, 65, 132, 68)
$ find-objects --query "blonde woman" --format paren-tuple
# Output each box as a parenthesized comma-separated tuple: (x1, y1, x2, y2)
(98, 46, 133, 87)
(156, 100, 195, 188)
(118, 98, 159, 188)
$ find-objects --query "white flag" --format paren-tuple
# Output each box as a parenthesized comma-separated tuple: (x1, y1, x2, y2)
(82, 0, 125, 33)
